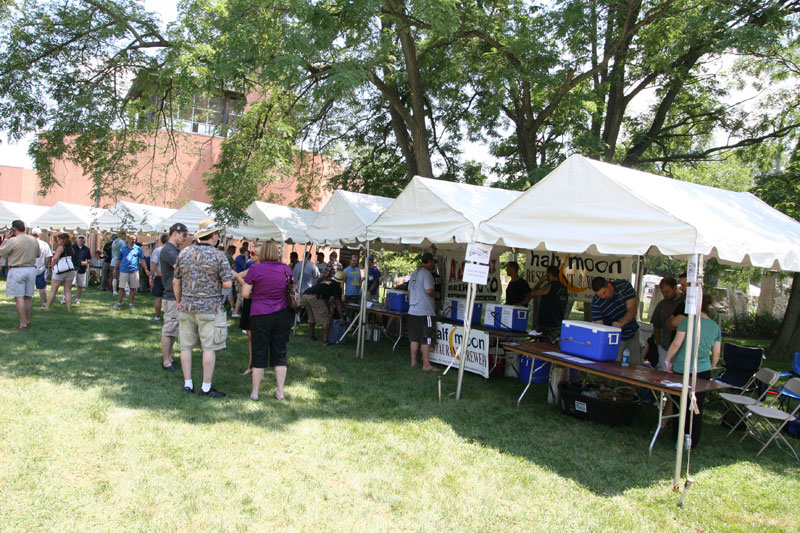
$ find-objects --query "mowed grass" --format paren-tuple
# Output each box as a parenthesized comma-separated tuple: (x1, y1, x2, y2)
(0, 281, 798, 532)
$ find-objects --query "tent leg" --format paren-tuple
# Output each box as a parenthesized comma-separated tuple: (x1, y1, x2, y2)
(455, 282, 477, 400)
(293, 243, 309, 336)
(357, 241, 371, 359)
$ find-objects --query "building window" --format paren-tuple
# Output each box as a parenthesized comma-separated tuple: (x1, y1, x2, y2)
(174, 94, 244, 137)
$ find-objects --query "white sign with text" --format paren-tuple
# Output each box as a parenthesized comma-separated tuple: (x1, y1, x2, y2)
(430, 321, 490, 378)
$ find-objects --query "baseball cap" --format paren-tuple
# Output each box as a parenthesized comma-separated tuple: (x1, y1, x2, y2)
(421, 252, 437, 264)
(169, 222, 189, 235)
(77, 233, 86, 239)
(31, 227, 42, 236)
(368, 255, 374, 262)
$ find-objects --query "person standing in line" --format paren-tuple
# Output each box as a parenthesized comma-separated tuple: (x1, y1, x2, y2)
(110, 233, 125, 295)
(114, 234, 149, 308)
(159, 224, 188, 372)
(100, 235, 113, 291)
(0, 220, 39, 329)
(71, 234, 92, 305)
(173, 219, 233, 397)
(408, 253, 440, 371)
(233, 246, 261, 375)
(150, 234, 168, 322)
(32, 228, 52, 308)
(44, 233, 76, 313)
(242, 242, 293, 400)
(302, 271, 345, 344)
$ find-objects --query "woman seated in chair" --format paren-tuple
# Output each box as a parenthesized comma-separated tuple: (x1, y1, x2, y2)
(664, 294, 721, 449)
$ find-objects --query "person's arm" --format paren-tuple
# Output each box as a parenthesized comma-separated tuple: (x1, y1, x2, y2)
(139, 257, 149, 276)
(652, 326, 662, 346)
(711, 340, 721, 369)
(667, 314, 685, 329)
(664, 330, 687, 373)
(529, 282, 551, 298)
(241, 282, 253, 299)
(612, 297, 638, 328)
(52, 245, 63, 263)
(173, 277, 181, 306)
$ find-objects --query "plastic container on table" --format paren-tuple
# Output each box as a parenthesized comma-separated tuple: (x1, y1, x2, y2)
(445, 298, 484, 325)
(483, 304, 529, 331)
(386, 289, 410, 312)
(559, 320, 621, 361)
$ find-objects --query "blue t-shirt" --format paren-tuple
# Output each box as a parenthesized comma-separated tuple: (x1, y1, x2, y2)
(368, 265, 381, 296)
(591, 279, 638, 339)
(344, 266, 361, 296)
(118, 244, 144, 273)
(234, 254, 248, 273)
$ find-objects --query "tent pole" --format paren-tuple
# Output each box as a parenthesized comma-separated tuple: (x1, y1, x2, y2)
(673, 254, 703, 490)
(293, 242, 309, 336)
(634, 255, 645, 321)
(455, 281, 476, 400)
(357, 240, 371, 359)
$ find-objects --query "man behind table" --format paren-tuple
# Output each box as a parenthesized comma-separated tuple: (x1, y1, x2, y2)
(591, 276, 641, 365)
(408, 252, 440, 371)
(0, 220, 39, 329)
(650, 276, 684, 370)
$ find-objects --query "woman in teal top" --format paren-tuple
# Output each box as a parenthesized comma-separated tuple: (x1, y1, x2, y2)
(664, 294, 721, 448)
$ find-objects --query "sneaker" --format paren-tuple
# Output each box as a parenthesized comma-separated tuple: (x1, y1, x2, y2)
(113, 302, 122, 308)
(183, 385, 194, 393)
(153, 316, 161, 322)
(199, 387, 226, 398)
(113, 291, 119, 296)
(231, 313, 241, 318)
(322, 341, 334, 346)
(60, 296, 66, 304)
(128, 303, 134, 308)
(162, 363, 179, 372)
(74, 299, 80, 305)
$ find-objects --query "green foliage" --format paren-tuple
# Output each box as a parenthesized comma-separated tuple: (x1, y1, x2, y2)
(381, 250, 419, 279)
(721, 310, 783, 340)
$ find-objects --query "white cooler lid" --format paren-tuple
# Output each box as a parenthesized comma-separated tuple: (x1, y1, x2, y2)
(562, 320, 621, 333)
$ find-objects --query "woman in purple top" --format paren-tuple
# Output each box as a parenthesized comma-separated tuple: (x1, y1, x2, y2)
(242, 242, 293, 401)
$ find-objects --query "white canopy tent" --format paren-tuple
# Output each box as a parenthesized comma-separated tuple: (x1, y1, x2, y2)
(365, 176, 522, 249)
(305, 190, 394, 247)
(473, 154, 800, 498)
(31, 202, 106, 232)
(153, 200, 215, 234)
(0, 201, 48, 229)
(476, 154, 800, 270)
(225, 201, 319, 244)
(94, 201, 176, 234)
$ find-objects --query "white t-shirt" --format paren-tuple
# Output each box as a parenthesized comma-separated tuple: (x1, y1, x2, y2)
(35, 239, 53, 275)
(408, 267, 435, 317)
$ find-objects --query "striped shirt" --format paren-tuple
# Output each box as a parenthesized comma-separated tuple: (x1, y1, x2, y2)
(591, 279, 638, 339)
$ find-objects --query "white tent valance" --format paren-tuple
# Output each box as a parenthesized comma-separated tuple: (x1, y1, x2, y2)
(153, 200, 215, 234)
(94, 201, 176, 233)
(225, 201, 318, 243)
(476, 154, 800, 271)
(366, 176, 522, 249)
(0, 201, 49, 229)
(31, 202, 106, 232)
(305, 190, 393, 247)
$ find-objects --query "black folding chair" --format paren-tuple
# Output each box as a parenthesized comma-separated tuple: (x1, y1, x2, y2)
(713, 342, 765, 392)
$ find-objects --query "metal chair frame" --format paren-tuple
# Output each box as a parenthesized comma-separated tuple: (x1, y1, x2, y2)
(719, 368, 781, 435)
(741, 377, 800, 462)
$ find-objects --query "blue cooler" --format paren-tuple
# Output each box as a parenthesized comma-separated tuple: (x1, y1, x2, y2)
(445, 298, 483, 325)
(559, 320, 621, 361)
(386, 289, 409, 312)
(483, 304, 529, 331)
(519, 355, 550, 383)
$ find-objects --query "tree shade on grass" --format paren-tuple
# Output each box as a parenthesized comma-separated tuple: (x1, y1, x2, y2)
(0, 282, 798, 531)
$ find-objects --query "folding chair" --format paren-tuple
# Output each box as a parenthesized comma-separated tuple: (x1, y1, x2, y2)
(719, 368, 780, 435)
(713, 343, 765, 391)
(741, 377, 800, 462)
(776, 353, 800, 409)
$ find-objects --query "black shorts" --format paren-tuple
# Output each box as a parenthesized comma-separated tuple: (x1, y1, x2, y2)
(151, 276, 164, 297)
(250, 307, 293, 368)
(239, 298, 252, 331)
(408, 314, 435, 345)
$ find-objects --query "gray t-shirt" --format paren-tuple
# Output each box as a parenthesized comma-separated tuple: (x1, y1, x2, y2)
(293, 260, 320, 294)
(650, 295, 684, 351)
(160, 242, 180, 301)
(408, 267, 435, 317)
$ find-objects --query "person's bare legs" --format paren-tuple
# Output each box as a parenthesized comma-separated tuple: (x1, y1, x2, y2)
(180, 349, 192, 381)
(274, 365, 287, 400)
(128, 288, 136, 306)
(322, 323, 330, 343)
(116, 285, 125, 304)
(308, 323, 316, 339)
(410, 341, 420, 367)
(161, 336, 175, 367)
(39, 287, 47, 307)
(13, 297, 27, 328)
(23, 296, 32, 326)
(76, 283, 84, 301)
(45, 280, 62, 311)
(420, 344, 438, 371)
(64, 279, 73, 312)
(154, 296, 162, 320)
(250, 367, 263, 400)
(242, 331, 253, 375)
(201, 350, 216, 384)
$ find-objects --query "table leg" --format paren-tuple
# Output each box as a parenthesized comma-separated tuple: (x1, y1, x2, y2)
(517, 359, 548, 408)
(649, 392, 680, 456)
(392, 316, 403, 352)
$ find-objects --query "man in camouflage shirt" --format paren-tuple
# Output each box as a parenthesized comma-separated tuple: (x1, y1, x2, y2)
(173, 219, 233, 398)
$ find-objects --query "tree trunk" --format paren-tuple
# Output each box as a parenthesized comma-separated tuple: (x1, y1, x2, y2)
(396, 19, 433, 178)
(769, 272, 800, 357)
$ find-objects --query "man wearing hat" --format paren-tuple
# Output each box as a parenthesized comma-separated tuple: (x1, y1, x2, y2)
(302, 270, 345, 345)
(71, 234, 92, 305)
(115, 234, 149, 308)
(159, 222, 189, 372)
(408, 252, 440, 371)
(32, 227, 52, 307)
(173, 219, 233, 396)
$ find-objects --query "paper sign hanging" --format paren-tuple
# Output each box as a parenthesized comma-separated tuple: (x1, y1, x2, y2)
(465, 243, 492, 265)
(462, 263, 489, 285)
(687, 256, 698, 284)
(684, 286, 699, 315)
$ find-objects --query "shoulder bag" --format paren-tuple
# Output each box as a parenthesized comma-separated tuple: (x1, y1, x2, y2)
(285, 265, 302, 311)
(53, 254, 75, 274)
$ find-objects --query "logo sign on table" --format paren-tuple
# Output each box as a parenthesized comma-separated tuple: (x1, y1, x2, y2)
(430, 321, 490, 378)
(525, 251, 633, 304)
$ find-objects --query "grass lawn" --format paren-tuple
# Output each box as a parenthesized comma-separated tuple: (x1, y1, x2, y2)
(1, 282, 798, 532)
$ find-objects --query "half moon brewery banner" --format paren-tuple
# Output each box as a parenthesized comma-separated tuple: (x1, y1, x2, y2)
(525, 252, 634, 304)
(430, 321, 490, 378)
(445, 247, 503, 303)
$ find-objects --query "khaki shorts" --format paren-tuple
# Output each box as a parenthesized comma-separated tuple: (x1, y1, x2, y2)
(162, 299, 180, 338)
(75, 272, 88, 288)
(303, 293, 330, 325)
(179, 311, 227, 351)
(6, 267, 36, 298)
(119, 271, 139, 291)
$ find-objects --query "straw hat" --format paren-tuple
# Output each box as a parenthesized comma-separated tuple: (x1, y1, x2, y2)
(194, 218, 222, 239)
(333, 270, 346, 282)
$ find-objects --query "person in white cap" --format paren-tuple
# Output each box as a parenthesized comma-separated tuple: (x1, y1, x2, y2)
(31, 228, 52, 307)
